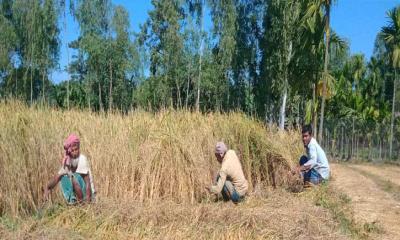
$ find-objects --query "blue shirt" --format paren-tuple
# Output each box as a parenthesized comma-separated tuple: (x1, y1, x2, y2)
(304, 138, 330, 179)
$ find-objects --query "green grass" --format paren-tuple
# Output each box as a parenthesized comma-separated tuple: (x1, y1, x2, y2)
(0, 216, 20, 231)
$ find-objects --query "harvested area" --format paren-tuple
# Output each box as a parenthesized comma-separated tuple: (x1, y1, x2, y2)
(331, 163, 400, 240)
(0, 191, 348, 240)
(351, 164, 400, 187)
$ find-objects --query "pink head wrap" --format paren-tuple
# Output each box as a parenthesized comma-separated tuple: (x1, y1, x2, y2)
(62, 134, 80, 166)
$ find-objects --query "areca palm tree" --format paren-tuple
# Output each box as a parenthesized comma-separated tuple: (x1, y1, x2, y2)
(302, 0, 346, 138)
(381, 6, 400, 159)
(351, 54, 366, 92)
(304, 0, 335, 143)
(366, 57, 383, 98)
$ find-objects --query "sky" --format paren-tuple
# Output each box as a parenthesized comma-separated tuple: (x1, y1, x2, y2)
(331, 0, 400, 59)
(51, 0, 400, 83)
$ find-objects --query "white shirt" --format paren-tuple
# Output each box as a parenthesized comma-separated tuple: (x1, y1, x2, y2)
(58, 154, 96, 193)
(304, 138, 330, 179)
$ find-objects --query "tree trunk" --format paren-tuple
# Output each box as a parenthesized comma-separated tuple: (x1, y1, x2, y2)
(66, 73, 70, 110)
(30, 61, 33, 105)
(312, 83, 318, 135)
(23, 64, 29, 99)
(176, 81, 182, 109)
(338, 127, 341, 158)
(109, 59, 113, 111)
(87, 72, 92, 111)
(185, 62, 191, 109)
(318, 1, 331, 144)
(341, 125, 344, 159)
(325, 128, 329, 154)
(389, 69, 397, 159)
(30, 40, 35, 105)
(15, 67, 18, 97)
(279, 41, 292, 130)
(98, 71, 103, 112)
(363, 138, 367, 160)
(195, 1, 204, 112)
(63, 6, 70, 110)
(368, 137, 372, 160)
(29, 4, 37, 105)
(351, 118, 355, 158)
(42, 68, 46, 102)
(356, 133, 359, 160)
(331, 129, 335, 157)
(226, 72, 230, 110)
(296, 101, 300, 128)
(347, 136, 351, 160)
(88, 94, 91, 111)
(384, 138, 387, 160)
(279, 88, 287, 130)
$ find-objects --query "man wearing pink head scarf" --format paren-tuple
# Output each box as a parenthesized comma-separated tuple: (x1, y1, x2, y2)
(44, 134, 95, 204)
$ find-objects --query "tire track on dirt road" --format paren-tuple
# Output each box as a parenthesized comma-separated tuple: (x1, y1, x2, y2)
(331, 163, 400, 240)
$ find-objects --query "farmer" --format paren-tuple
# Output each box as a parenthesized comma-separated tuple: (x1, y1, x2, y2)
(44, 134, 95, 204)
(292, 124, 330, 186)
(206, 142, 248, 203)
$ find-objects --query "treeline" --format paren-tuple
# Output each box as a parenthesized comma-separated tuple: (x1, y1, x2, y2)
(0, 0, 399, 158)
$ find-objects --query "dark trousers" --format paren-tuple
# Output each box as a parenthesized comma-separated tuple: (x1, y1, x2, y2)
(217, 175, 243, 203)
(299, 156, 323, 185)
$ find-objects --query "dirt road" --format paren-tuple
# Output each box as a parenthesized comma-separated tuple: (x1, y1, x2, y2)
(331, 163, 400, 240)
(351, 164, 400, 186)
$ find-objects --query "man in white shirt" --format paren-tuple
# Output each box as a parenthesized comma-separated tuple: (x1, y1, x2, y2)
(292, 125, 330, 185)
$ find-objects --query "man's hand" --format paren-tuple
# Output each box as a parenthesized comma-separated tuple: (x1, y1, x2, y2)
(291, 164, 312, 174)
(300, 165, 311, 172)
(290, 166, 300, 175)
(44, 187, 51, 201)
(205, 186, 211, 193)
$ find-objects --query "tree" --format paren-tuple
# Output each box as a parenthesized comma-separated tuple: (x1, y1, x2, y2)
(381, 6, 400, 159)
(231, 0, 263, 115)
(208, 0, 237, 110)
(304, 0, 335, 142)
(110, 5, 140, 111)
(186, 0, 206, 111)
(139, 0, 186, 109)
(0, 0, 59, 103)
(261, 0, 302, 129)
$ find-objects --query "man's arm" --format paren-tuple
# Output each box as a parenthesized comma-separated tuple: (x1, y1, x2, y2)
(44, 174, 63, 200)
(303, 144, 317, 170)
(82, 174, 91, 202)
(209, 171, 227, 194)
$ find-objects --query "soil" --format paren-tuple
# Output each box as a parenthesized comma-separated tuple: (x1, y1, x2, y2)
(331, 163, 400, 240)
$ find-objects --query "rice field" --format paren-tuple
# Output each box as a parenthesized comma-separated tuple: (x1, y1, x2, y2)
(0, 101, 355, 239)
(0, 101, 304, 216)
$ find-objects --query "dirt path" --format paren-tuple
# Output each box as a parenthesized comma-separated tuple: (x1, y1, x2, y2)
(331, 163, 400, 240)
(351, 164, 400, 186)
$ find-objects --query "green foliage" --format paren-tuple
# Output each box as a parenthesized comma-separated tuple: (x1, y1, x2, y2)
(0, 0, 398, 157)
(0, 0, 60, 102)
